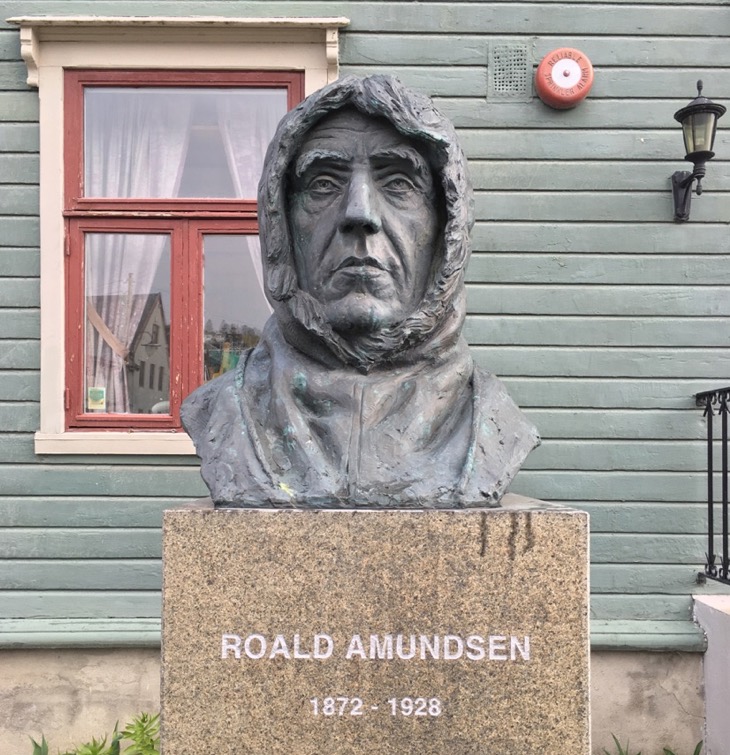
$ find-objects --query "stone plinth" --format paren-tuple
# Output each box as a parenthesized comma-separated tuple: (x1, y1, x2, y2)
(161, 496, 589, 754)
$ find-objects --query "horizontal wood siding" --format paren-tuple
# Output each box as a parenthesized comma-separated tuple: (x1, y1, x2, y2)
(0, 0, 728, 646)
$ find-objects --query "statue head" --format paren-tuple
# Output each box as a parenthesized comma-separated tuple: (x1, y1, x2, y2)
(258, 75, 474, 372)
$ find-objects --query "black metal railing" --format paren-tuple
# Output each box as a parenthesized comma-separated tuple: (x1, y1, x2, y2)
(696, 386, 730, 585)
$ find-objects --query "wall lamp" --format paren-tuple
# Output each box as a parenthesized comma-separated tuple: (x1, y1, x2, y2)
(672, 80, 725, 222)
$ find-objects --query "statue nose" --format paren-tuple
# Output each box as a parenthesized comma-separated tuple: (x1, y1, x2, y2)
(339, 174, 382, 234)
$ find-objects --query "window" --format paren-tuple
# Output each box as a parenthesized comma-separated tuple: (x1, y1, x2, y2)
(64, 69, 302, 430)
(8, 15, 348, 453)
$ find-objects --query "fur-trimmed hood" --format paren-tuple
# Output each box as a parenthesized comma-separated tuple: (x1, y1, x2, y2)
(257, 74, 474, 372)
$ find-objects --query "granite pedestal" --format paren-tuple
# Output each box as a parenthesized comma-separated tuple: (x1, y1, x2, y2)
(161, 496, 589, 754)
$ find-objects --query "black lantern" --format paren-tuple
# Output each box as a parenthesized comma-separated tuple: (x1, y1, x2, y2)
(672, 80, 726, 222)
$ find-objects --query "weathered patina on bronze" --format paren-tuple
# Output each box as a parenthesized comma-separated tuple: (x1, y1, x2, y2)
(181, 75, 539, 508)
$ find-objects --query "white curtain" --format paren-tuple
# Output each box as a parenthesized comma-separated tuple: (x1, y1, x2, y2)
(84, 90, 192, 413)
(217, 91, 284, 292)
(239, 236, 269, 318)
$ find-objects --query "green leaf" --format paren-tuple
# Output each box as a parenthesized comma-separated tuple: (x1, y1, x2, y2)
(29, 735, 49, 755)
(120, 713, 160, 755)
(613, 733, 625, 755)
(74, 735, 111, 755)
(602, 735, 641, 755)
(109, 722, 121, 755)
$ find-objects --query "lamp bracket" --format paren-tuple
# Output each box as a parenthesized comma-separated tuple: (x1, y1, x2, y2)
(672, 170, 694, 222)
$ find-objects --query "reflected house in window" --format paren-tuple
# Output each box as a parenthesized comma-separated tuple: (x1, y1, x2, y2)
(204, 318, 261, 382)
(202, 233, 272, 382)
(126, 293, 170, 414)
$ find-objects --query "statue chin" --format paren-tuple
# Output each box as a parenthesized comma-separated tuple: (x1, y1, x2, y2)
(322, 295, 404, 335)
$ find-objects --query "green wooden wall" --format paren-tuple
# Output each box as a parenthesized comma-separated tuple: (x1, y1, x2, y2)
(1, 0, 729, 650)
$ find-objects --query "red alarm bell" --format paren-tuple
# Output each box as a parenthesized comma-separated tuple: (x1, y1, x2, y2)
(535, 48, 594, 109)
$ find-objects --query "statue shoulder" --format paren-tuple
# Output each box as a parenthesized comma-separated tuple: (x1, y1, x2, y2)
(472, 366, 539, 442)
(463, 365, 541, 503)
(180, 351, 252, 444)
(473, 367, 522, 416)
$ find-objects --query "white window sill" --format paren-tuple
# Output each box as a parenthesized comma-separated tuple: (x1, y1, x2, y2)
(34, 431, 197, 455)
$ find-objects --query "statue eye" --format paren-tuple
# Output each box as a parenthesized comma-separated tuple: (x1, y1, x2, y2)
(382, 175, 416, 194)
(307, 176, 341, 195)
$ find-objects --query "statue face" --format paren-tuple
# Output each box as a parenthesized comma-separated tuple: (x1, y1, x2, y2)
(288, 109, 440, 334)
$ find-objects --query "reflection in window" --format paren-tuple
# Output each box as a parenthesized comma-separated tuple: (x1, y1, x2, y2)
(84, 233, 170, 414)
(203, 235, 272, 381)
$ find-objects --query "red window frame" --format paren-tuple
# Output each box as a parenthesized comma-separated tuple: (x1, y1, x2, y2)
(63, 69, 304, 431)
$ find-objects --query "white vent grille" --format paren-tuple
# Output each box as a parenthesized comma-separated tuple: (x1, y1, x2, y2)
(489, 43, 531, 101)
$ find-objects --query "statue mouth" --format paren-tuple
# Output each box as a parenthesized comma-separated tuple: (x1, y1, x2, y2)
(335, 256, 387, 273)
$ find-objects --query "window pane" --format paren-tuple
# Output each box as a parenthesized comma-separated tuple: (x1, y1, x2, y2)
(84, 233, 171, 414)
(84, 87, 288, 198)
(203, 235, 272, 381)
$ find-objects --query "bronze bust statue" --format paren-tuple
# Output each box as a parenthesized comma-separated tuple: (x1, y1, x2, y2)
(181, 75, 539, 508)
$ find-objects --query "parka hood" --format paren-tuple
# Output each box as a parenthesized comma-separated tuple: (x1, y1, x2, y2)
(257, 74, 475, 372)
